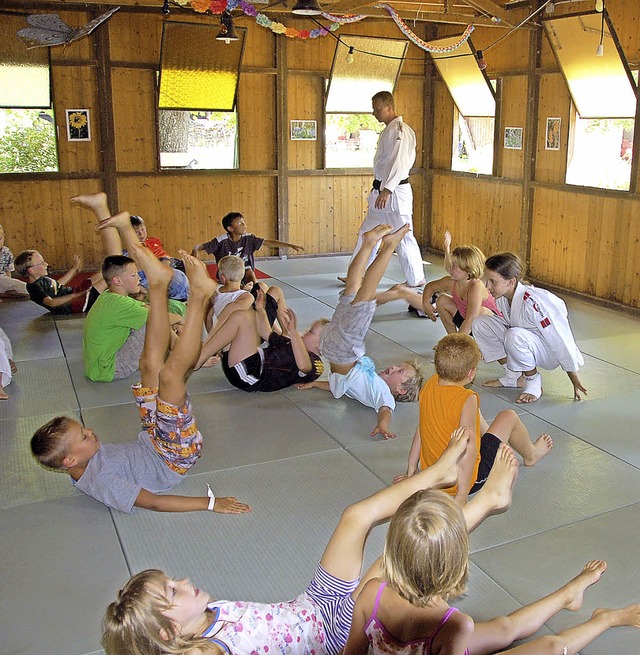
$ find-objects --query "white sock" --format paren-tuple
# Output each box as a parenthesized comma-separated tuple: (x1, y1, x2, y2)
(522, 372, 542, 399)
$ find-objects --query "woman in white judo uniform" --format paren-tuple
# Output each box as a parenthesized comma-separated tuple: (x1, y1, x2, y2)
(472, 252, 587, 404)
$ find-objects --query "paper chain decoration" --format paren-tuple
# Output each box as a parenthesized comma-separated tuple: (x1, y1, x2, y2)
(187, 0, 474, 50)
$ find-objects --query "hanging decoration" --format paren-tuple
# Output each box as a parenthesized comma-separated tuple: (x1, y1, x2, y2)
(186, 0, 473, 50)
(374, 3, 474, 53)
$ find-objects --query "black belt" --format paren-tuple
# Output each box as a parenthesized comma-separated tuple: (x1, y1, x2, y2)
(373, 178, 409, 190)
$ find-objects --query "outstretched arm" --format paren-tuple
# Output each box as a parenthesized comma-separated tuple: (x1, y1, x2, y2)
(371, 405, 394, 440)
(41, 291, 86, 309)
(280, 308, 313, 374)
(421, 276, 453, 319)
(297, 380, 331, 391)
(443, 230, 453, 273)
(134, 489, 251, 514)
(393, 425, 421, 483)
(262, 238, 304, 253)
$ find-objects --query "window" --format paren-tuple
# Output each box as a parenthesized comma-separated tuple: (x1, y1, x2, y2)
(325, 36, 407, 168)
(452, 110, 495, 174)
(430, 37, 496, 175)
(544, 12, 637, 190)
(0, 19, 58, 174)
(158, 21, 244, 170)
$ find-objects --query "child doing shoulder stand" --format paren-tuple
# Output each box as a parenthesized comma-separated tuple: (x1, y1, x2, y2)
(344, 486, 640, 655)
(473, 252, 586, 404)
(102, 429, 520, 655)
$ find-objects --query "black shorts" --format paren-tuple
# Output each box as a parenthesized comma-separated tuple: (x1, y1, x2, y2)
(453, 310, 464, 329)
(221, 350, 264, 392)
(469, 432, 501, 494)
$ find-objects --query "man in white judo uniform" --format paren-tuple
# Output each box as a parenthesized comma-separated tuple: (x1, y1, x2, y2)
(344, 91, 426, 288)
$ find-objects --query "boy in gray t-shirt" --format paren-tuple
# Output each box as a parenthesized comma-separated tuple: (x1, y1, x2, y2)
(31, 213, 251, 515)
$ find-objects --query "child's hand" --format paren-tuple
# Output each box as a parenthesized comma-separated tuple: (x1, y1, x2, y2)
(73, 254, 83, 270)
(392, 473, 407, 484)
(213, 496, 252, 514)
(371, 425, 396, 440)
(567, 371, 587, 401)
(444, 230, 452, 252)
(291, 244, 305, 253)
(281, 308, 298, 332)
(296, 382, 315, 390)
(254, 287, 266, 311)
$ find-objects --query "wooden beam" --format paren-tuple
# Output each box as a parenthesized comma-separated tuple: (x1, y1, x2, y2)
(460, 0, 514, 25)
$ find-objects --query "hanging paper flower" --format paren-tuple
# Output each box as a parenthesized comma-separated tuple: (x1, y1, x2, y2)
(240, 0, 257, 16)
(299, 29, 310, 39)
(227, 0, 240, 8)
(256, 13, 270, 26)
(271, 22, 287, 34)
(209, 0, 227, 13)
(190, 0, 211, 12)
(329, 22, 340, 31)
(69, 112, 88, 129)
(285, 27, 298, 37)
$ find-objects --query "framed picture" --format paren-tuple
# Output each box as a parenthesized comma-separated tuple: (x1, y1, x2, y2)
(504, 127, 523, 150)
(290, 120, 317, 141)
(66, 109, 91, 141)
(545, 117, 561, 150)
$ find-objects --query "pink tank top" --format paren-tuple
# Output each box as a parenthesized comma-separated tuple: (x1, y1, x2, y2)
(452, 283, 501, 318)
(363, 582, 469, 655)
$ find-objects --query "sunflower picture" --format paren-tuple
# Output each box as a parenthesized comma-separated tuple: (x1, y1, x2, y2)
(66, 109, 91, 141)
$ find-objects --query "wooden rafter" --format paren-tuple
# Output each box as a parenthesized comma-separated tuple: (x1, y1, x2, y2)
(459, 0, 514, 25)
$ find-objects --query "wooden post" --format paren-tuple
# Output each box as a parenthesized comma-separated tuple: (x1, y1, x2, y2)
(93, 8, 118, 210)
(275, 36, 289, 251)
(519, 1, 542, 264)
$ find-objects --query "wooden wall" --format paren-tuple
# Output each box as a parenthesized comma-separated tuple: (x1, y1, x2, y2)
(2, 1, 640, 310)
(0, 7, 425, 272)
(429, 0, 640, 310)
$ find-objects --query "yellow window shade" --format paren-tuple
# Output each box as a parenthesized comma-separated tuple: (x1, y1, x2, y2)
(326, 36, 407, 113)
(159, 21, 245, 111)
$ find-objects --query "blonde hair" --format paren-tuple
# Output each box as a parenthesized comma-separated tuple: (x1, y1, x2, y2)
(31, 416, 77, 470)
(434, 334, 481, 383)
(382, 489, 469, 607)
(394, 361, 424, 403)
(103, 570, 223, 655)
(218, 255, 245, 282)
(450, 245, 486, 280)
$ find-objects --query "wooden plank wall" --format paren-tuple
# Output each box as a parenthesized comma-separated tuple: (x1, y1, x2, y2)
(2, 1, 640, 309)
(0, 8, 425, 271)
(429, 0, 640, 309)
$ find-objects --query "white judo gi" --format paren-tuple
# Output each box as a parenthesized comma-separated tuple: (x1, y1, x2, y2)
(349, 116, 425, 286)
(0, 327, 13, 389)
(472, 282, 584, 376)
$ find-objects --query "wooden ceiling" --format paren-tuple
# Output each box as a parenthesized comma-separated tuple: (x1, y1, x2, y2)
(4, 0, 598, 29)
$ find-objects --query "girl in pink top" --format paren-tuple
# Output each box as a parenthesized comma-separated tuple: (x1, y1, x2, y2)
(344, 482, 639, 655)
(376, 232, 500, 336)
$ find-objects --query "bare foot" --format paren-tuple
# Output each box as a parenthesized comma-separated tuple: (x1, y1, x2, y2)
(9, 359, 17, 374)
(201, 354, 220, 368)
(129, 242, 173, 289)
(71, 192, 110, 219)
(96, 210, 133, 232)
(483, 376, 525, 389)
(592, 603, 640, 628)
(0, 387, 8, 400)
(380, 223, 411, 251)
(562, 560, 607, 611)
(431, 426, 471, 489)
(480, 443, 519, 516)
(179, 250, 217, 299)
(516, 390, 542, 404)
(362, 223, 394, 246)
(523, 434, 553, 466)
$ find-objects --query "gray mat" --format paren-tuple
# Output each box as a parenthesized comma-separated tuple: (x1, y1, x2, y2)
(0, 495, 129, 655)
(112, 451, 389, 603)
(472, 503, 640, 655)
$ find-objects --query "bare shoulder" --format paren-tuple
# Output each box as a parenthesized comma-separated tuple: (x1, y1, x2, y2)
(431, 610, 474, 655)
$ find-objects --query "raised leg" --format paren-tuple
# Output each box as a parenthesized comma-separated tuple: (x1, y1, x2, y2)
(72, 192, 122, 257)
(321, 427, 470, 588)
(158, 251, 217, 407)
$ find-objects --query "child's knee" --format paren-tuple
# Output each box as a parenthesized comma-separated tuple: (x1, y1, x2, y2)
(158, 361, 186, 390)
(532, 635, 567, 655)
(495, 408, 518, 425)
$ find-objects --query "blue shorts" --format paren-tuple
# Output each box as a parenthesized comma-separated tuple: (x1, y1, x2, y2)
(306, 564, 358, 655)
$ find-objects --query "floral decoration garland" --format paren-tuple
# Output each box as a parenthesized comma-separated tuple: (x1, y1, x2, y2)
(374, 3, 474, 52)
(187, 0, 474, 49)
